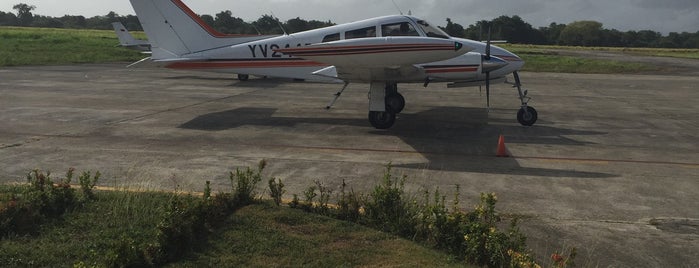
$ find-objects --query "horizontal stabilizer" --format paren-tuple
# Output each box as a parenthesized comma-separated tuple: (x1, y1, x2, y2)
(311, 66, 339, 79)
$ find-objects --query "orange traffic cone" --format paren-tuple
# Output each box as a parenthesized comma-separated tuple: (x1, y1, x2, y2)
(496, 135, 509, 157)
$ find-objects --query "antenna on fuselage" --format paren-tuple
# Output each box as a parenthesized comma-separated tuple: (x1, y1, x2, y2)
(270, 12, 288, 35)
(391, 0, 403, 15)
(250, 23, 262, 35)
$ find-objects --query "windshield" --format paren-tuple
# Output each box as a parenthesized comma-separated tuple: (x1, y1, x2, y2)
(415, 20, 450, 39)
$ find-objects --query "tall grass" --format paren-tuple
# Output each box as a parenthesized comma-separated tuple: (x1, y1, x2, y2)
(0, 26, 144, 66)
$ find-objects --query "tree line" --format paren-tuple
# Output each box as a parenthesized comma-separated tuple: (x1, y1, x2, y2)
(445, 15, 698, 48)
(2, 3, 698, 48)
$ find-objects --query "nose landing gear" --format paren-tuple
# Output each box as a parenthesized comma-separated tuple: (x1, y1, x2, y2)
(512, 71, 537, 126)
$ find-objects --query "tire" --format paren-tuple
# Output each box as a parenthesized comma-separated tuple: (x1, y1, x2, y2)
(385, 93, 405, 114)
(237, 74, 249, 81)
(368, 111, 396, 129)
(517, 106, 538, 126)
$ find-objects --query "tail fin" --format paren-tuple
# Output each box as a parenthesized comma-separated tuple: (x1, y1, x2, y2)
(112, 22, 139, 46)
(129, 0, 273, 60)
(112, 22, 151, 52)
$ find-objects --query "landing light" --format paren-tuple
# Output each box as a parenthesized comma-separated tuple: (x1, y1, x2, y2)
(455, 42, 463, 51)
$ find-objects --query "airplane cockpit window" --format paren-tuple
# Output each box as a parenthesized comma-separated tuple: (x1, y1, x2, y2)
(345, 26, 377, 39)
(416, 20, 450, 39)
(381, 22, 419, 37)
(322, 33, 340, 42)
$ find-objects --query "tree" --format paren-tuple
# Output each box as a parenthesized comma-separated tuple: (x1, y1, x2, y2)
(253, 14, 284, 34)
(211, 11, 258, 34)
(0, 11, 18, 26)
(539, 22, 566, 45)
(442, 18, 465, 38)
(59, 15, 86, 28)
(558, 20, 603, 46)
(285, 17, 308, 33)
(31, 15, 63, 28)
(13, 3, 35, 26)
(200, 14, 214, 28)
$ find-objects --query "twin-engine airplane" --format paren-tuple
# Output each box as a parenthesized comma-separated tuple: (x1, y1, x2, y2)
(127, 0, 538, 129)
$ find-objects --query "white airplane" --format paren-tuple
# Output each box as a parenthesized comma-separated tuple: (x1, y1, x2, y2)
(111, 22, 151, 52)
(128, 0, 537, 129)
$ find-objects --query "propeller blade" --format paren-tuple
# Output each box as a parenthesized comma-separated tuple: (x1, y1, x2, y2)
(485, 24, 492, 59)
(486, 71, 490, 109)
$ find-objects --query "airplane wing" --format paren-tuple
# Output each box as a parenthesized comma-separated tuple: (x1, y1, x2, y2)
(275, 37, 473, 81)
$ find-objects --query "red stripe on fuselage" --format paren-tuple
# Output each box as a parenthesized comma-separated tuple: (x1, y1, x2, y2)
(424, 67, 479, 73)
(166, 59, 327, 69)
(277, 43, 454, 54)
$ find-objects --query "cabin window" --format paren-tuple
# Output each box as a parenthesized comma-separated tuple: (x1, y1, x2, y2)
(345, 26, 377, 39)
(381, 22, 419, 37)
(416, 20, 450, 39)
(322, 33, 340, 42)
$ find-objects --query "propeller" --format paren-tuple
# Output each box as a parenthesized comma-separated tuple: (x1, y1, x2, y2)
(484, 24, 492, 109)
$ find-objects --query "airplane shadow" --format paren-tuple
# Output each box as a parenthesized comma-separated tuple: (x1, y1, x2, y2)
(179, 107, 614, 178)
(164, 76, 289, 88)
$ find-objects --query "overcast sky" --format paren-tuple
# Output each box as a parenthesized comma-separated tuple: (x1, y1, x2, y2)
(2, 0, 697, 34)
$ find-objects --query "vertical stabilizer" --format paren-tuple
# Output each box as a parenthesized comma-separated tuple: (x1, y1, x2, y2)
(129, 0, 273, 60)
(111, 22, 151, 51)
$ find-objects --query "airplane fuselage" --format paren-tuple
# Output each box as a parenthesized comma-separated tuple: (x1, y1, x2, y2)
(163, 15, 523, 83)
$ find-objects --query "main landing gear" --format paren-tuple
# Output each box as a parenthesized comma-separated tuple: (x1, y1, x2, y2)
(512, 71, 537, 126)
(237, 74, 249, 81)
(368, 83, 404, 129)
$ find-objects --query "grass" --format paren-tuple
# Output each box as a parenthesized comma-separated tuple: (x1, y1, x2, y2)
(2, 26, 694, 73)
(171, 202, 465, 267)
(0, 26, 144, 66)
(518, 54, 657, 73)
(0, 186, 464, 267)
(503, 44, 699, 59)
(0, 187, 172, 267)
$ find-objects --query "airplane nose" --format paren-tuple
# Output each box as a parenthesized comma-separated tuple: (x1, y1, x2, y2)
(481, 55, 508, 73)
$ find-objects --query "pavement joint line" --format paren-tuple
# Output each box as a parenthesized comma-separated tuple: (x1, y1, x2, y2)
(105, 93, 248, 125)
(515, 155, 699, 167)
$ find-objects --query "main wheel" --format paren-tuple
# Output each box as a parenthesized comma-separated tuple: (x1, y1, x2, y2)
(385, 93, 405, 114)
(517, 106, 538, 126)
(368, 111, 396, 129)
(237, 74, 249, 81)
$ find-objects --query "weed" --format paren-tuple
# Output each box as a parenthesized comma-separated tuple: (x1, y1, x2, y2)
(301, 185, 317, 211)
(336, 179, 362, 222)
(289, 194, 300, 208)
(268, 177, 285, 206)
(78, 170, 100, 201)
(314, 180, 332, 215)
(230, 160, 265, 205)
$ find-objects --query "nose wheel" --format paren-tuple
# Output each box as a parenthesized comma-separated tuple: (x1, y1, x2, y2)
(517, 106, 537, 126)
(512, 71, 538, 126)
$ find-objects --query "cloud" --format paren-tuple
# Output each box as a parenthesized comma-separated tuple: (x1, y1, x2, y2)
(5, 0, 697, 33)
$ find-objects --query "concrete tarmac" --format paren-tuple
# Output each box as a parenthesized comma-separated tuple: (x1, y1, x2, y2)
(1, 64, 697, 267)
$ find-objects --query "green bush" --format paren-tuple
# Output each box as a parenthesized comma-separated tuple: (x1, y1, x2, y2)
(290, 164, 538, 267)
(363, 164, 417, 237)
(230, 160, 265, 205)
(1, 169, 81, 237)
